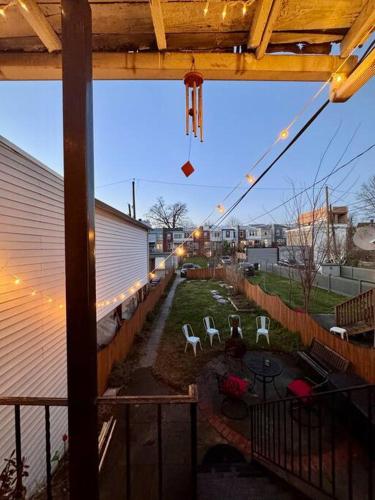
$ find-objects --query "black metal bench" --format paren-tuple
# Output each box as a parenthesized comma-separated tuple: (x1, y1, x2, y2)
(297, 338, 350, 380)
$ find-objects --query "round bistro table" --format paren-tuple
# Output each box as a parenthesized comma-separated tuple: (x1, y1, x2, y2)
(246, 356, 282, 400)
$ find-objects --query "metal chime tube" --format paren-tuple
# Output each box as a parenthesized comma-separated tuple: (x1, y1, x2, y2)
(192, 81, 197, 137)
(185, 83, 189, 135)
(198, 84, 203, 142)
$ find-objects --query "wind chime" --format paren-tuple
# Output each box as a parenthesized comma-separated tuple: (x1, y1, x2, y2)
(184, 71, 204, 142)
(181, 71, 204, 177)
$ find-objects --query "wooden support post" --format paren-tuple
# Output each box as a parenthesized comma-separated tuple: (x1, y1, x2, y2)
(61, 1, 99, 499)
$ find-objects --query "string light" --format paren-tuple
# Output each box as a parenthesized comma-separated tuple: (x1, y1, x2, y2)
(203, 1, 209, 16)
(332, 73, 344, 83)
(194, 229, 201, 237)
(176, 247, 185, 256)
(245, 174, 256, 184)
(0, 8, 5, 17)
(279, 129, 289, 140)
(217, 204, 225, 214)
(242, 4, 247, 16)
(222, 3, 227, 20)
(14, 277, 21, 285)
(31, 290, 36, 296)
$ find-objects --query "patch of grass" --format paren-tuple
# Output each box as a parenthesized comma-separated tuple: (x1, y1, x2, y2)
(249, 271, 345, 314)
(154, 279, 300, 390)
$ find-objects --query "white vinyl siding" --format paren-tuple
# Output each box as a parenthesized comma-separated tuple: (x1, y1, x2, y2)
(0, 136, 147, 493)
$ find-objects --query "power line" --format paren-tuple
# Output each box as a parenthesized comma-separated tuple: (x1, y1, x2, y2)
(241, 143, 375, 225)
(213, 99, 330, 228)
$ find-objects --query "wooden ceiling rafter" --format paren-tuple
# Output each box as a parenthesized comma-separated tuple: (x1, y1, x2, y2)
(255, 0, 282, 59)
(149, 0, 167, 51)
(340, 0, 375, 58)
(15, 0, 61, 52)
(247, 0, 273, 49)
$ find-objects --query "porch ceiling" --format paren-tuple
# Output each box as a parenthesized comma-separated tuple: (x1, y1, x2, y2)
(0, 0, 373, 97)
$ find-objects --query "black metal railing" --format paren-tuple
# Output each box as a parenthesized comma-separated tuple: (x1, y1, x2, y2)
(250, 384, 375, 499)
(0, 386, 198, 500)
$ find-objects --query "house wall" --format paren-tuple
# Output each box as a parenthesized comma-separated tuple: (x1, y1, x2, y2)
(0, 136, 147, 493)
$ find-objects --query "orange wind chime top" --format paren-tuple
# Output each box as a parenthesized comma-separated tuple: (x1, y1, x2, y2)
(184, 71, 204, 142)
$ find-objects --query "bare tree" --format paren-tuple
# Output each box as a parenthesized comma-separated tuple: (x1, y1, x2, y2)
(284, 124, 358, 311)
(146, 197, 188, 228)
(356, 175, 375, 218)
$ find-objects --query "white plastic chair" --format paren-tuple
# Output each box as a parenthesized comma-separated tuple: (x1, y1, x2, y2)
(256, 316, 270, 344)
(203, 316, 221, 346)
(228, 314, 243, 339)
(182, 324, 202, 356)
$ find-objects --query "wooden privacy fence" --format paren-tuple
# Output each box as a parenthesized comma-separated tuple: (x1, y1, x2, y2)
(187, 267, 375, 383)
(186, 267, 225, 280)
(97, 271, 174, 395)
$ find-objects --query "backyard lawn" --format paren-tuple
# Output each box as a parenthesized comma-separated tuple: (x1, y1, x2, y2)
(181, 256, 209, 268)
(249, 271, 345, 314)
(154, 279, 300, 389)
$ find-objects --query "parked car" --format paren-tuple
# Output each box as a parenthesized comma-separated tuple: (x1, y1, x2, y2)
(180, 263, 200, 277)
(221, 256, 232, 265)
(238, 262, 255, 276)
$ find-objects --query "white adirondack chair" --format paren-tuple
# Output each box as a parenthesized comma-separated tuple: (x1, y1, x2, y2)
(203, 316, 221, 346)
(256, 316, 270, 344)
(228, 314, 243, 339)
(182, 324, 202, 356)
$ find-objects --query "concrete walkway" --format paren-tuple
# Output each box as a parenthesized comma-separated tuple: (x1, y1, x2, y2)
(138, 273, 183, 368)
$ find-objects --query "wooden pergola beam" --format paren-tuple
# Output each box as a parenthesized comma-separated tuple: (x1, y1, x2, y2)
(15, 0, 61, 53)
(331, 48, 375, 102)
(149, 0, 167, 51)
(340, 0, 375, 58)
(0, 52, 357, 82)
(255, 0, 283, 59)
(248, 0, 274, 49)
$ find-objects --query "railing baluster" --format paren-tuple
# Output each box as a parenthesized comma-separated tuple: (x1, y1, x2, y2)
(125, 404, 131, 500)
(307, 404, 312, 483)
(157, 404, 163, 500)
(367, 387, 373, 500)
(283, 400, 287, 469)
(318, 401, 323, 490)
(331, 393, 336, 498)
(190, 402, 197, 500)
(277, 401, 281, 465)
(272, 402, 276, 462)
(298, 401, 302, 478)
(14, 405, 23, 497)
(368, 386, 373, 500)
(347, 391, 353, 500)
(45, 406, 52, 500)
(290, 400, 294, 474)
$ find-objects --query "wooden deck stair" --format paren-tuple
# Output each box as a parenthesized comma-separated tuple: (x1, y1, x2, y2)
(335, 288, 375, 337)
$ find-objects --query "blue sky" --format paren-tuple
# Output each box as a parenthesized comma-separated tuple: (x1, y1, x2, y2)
(0, 70, 374, 226)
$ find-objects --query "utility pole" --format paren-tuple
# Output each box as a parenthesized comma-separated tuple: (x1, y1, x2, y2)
(132, 178, 136, 219)
(128, 203, 132, 217)
(325, 185, 330, 261)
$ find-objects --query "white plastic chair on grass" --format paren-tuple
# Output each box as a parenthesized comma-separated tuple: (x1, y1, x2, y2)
(228, 314, 243, 339)
(203, 316, 221, 346)
(182, 324, 202, 356)
(256, 316, 270, 344)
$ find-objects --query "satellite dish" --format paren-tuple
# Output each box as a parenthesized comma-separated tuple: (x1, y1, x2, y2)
(353, 225, 375, 251)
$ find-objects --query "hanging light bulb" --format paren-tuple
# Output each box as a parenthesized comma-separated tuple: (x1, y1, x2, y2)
(242, 3, 247, 16)
(217, 204, 225, 214)
(194, 229, 201, 238)
(0, 8, 6, 17)
(203, 1, 209, 16)
(47, 298, 53, 303)
(279, 129, 289, 140)
(14, 277, 21, 285)
(19, 1, 29, 12)
(245, 174, 256, 184)
(332, 73, 344, 83)
(176, 246, 185, 256)
(31, 290, 37, 296)
(222, 3, 227, 20)
(59, 304, 63, 310)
